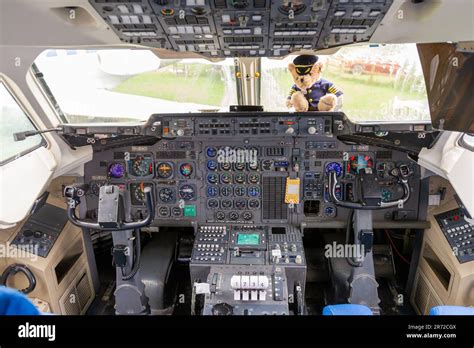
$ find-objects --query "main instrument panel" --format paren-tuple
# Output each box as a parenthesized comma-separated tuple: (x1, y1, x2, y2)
(81, 113, 425, 228)
(89, 0, 394, 58)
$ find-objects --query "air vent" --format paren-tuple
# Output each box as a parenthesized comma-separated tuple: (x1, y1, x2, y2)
(254, 0, 266, 8)
(413, 271, 442, 315)
(60, 270, 93, 315)
(262, 176, 288, 220)
(214, 0, 227, 8)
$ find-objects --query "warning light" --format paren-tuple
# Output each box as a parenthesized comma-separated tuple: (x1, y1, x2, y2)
(453, 215, 459, 221)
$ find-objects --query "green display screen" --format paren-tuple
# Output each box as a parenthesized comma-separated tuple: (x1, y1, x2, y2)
(237, 233, 260, 245)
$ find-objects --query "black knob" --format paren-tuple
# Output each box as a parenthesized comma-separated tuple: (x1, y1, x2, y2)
(211, 303, 234, 316)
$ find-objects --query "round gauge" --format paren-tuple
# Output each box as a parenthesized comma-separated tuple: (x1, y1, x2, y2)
(235, 199, 246, 210)
(179, 185, 195, 201)
(179, 163, 193, 177)
(234, 162, 246, 171)
(207, 160, 218, 171)
(158, 187, 174, 203)
(234, 186, 246, 197)
(220, 173, 232, 184)
(207, 173, 219, 184)
(207, 199, 219, 209)
(248, 161, 259, 171)
(325, 162, 342, 177)
(90, 181, 105, 196)
(221, 199, 233, 209)
(248, 199, 260, 209)
(221, 186, 233, 197)
(206, 147, 217, 158)
(220, 162, 232, 171)
(207, 186, 219, 197)
(215, 211, 225, 221)
(324, 204, 337, 218)
(261, 159, 273, 171)
(234, 173, 246, 184)
(131, 155, 153, 177)
(228, 211, 239, 221)
(157, 162, 173, 179)
(348, 155, 373, 174)
(248, 173, 260, 184)
(171, 207, 181, 216)
(158, 206, 169, 217)
(132, 183, 147, 204)
(248, 186, 260, 197)
(242, 211, 253, 221)
(108, 163, 125, 179)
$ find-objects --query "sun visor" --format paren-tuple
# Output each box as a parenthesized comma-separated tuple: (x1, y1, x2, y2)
(417, 42, 474, 133)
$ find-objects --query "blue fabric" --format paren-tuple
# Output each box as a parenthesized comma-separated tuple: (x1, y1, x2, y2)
(0, 286, 40, 315)
(429, 306, 474, 316)
(323, 304, 373, 316)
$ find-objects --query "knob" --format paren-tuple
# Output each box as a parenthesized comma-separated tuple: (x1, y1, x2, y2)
(295, 255, 303, 264)
(308, 126, 317, 135)
(285, 127, 295, 134)
(176, 129, 184, 136)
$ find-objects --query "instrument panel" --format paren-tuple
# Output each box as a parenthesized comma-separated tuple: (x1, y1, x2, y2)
(88, 0, 394, 58)
(82, 113, 425, 228)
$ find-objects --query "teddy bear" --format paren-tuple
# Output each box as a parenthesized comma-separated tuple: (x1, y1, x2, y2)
(286, 54, 343, 112)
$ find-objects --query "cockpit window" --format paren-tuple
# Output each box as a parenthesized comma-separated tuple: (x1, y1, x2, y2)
(34, 50, 237, 123)
(261, 44, 430, 122)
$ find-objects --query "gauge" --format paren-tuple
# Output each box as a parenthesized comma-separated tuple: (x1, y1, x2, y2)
(248, 160, 259, 171)
(261, 159, 273, 171)
(221, 199, 233, 209)
(90, 181, 105, 196)
(207, 173, 219, 184)
(348, 154, 373, 174)
(323, 204, 337, 218)
(220, 162, 232, 171)
(234, 186, 246, 196)
(179, 185, 195, 201)
(248, 173, 260, 184)
(130, 155, 153, 177)
(207, 199, 219, 209)
(248, 199, 260, 209)
(207, 186, 219, 197)
(248, 186, 260, 197)
(206, 147, 217, 158)
(220, 173, 232, 184)
(207, 160, 218, 171)
(108, 162, 125, 179)
(325, 162, 342, 177)
(179, 163, 193, 177)
(221, 186, 233, 197)
(235, 199, 246, 210)
(242, 211, 253, 221)
(228, 211, 239, 221)
(171, 207, 181, 216)
(157, 162, 173, 179)
(215, 211, 225, 221)
(158, 187, 174, 203)
(234, 173, 246, 184)
(130, 182, 153, 205)
(158, 206, 169, 217)
(234, 162, 246, 171)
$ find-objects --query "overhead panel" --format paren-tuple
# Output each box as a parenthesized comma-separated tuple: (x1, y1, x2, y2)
(89, 0, 394, 58)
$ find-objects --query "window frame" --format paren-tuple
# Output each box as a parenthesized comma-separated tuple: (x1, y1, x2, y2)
(0, 80, 47, 166)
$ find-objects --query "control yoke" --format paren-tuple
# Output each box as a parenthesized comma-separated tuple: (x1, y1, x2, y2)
(327, 165, 411, 210)
(64, 184, 154, 231)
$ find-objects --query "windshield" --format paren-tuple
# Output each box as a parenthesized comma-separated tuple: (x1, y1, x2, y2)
(262, 44, 430, 122)
(34, 50, 237, 123)
(35, 44, 430, 124)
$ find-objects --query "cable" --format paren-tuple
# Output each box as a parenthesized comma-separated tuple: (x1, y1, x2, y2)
(385, 229, 411, 265)
(121, 229, 142, 281)
(1, 264, 36, 294)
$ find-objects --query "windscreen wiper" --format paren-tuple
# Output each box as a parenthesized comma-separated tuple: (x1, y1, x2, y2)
(13, 127, 62, 142)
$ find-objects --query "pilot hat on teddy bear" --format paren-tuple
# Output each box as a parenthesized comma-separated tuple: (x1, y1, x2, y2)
(287, 54, 339, 112)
